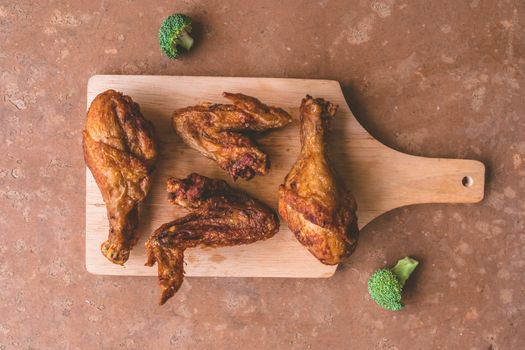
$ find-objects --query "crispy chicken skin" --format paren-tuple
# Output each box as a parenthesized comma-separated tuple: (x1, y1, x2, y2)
(145, 173, 279, 304)
(83, 90, 157, 265)
(278, 96, 358, 265)
(172, 93, 292, 180)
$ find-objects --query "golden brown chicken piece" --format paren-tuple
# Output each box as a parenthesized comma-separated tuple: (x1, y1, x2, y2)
(278, 96, 358, 265)
(83, 90, 157, 265)
(172, 93, 292, 180)
(145, 173, 279, 304)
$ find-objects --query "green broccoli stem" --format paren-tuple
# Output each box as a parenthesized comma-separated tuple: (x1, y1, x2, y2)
(175, 31, 194, 51)
(390, 257, 419, 287)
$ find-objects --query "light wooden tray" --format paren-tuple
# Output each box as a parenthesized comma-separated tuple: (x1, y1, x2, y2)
(85, 75, 485, 278)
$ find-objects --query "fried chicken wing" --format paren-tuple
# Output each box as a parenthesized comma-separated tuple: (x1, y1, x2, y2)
(83, 90, 157, 265)
(278, 96, 358, 265)
(145, 173, 279, 304)
(172, 93, 292, 180)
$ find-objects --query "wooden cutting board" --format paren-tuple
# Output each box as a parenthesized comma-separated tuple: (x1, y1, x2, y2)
(85, 75, 485, 278)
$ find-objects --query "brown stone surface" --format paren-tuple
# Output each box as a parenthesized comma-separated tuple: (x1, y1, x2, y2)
(1, 0, 524, 349)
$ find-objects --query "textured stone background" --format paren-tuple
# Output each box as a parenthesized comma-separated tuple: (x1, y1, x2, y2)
(1, 1, 524, 349)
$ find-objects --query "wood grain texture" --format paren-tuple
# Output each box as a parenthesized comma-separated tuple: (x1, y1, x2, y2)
(85, 75, 485, 277)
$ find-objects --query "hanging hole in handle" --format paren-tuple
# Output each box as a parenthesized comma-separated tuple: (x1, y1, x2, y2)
(462, 176, 474, 187)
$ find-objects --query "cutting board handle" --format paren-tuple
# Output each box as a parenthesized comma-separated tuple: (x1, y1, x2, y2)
(353, 146, 486, 227)
(396, 154, 485, 204)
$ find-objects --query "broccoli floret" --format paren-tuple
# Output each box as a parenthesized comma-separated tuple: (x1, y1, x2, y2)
(368, 256, 419, 311)
(159, 13, 194, 59)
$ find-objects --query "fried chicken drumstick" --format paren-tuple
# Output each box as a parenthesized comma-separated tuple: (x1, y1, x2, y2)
(172, 93, 292, 180)
(83, 90, 157, 265)
(146, 173, 280, 305)
(278, 96, 359, 265)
